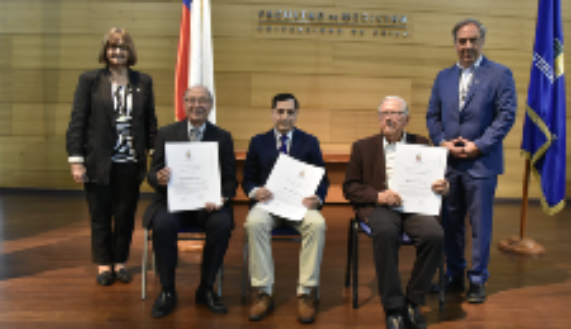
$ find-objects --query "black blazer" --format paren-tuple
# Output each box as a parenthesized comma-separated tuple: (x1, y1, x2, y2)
(142, 120, 238, 228)
(241, 128, 329, 207)
(66, 68, 158, 184)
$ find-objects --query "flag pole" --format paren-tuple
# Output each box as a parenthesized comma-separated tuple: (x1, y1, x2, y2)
(498, 158, 545, 254)
(520, 158, 530, 240)
(498, 0, 548, 255)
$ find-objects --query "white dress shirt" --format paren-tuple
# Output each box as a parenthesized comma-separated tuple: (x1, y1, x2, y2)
(383, 132, 407, 189)
(457, 55, 482, 110)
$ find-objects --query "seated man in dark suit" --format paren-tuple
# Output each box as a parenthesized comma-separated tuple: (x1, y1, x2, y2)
(343, 96, 448, 329)
(242, 93, 329, 324)
(143, 86, 237, 318)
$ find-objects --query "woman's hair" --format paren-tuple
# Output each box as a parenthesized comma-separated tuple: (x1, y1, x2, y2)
(98, 27, 138, 66)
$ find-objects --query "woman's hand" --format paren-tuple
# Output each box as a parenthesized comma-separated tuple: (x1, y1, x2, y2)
(71, 163, 88, 183)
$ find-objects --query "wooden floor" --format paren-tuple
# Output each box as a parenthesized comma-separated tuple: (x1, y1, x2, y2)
(0, 192, 570, 328)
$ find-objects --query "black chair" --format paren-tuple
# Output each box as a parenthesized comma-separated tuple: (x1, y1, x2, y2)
(141, 225, 223, 300)
(240, 225, 304, 303)
(345, 217, 445, 310)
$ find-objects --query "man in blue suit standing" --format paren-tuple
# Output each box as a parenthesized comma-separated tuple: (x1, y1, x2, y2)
(243, 93, 329, 324)
(426, 18, 517, 303)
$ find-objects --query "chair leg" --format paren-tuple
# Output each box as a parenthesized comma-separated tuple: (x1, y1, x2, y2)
(142, 229, 149, 300)
(345, 219, 355, 288)
(439, 252, 445, 311)
(352, 221, 359, 309)
(241, 233, 249, 304)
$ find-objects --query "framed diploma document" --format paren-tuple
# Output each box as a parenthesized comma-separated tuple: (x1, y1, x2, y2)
(391, 144, 448, 216)
(165, 142, 222, 212)
(258, 154, 325, 221)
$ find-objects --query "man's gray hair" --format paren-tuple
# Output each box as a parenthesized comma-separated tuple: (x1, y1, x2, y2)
(184, 85, 214, 101)
(452, 18, 486, 41)
(378, 96, 409, 115)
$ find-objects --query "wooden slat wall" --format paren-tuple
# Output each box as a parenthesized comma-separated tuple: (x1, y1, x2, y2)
(0, 0, 570, 201)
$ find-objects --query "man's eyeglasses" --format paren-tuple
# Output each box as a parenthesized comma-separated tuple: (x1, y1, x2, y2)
(186, 97, 212, 105)
(108, 45, 128, 51)
(275, 109, 296, 116)
(379, 111, 405, 118)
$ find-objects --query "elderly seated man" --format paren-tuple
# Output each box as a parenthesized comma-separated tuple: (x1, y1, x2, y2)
(343, 96, 448, 329)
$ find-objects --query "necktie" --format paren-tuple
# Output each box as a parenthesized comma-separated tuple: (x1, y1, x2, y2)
(190, 128, 200, 142)
(279, 134, 288, 154)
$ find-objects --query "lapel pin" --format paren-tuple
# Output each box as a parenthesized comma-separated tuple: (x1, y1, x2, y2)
(136, 88, 141, 92)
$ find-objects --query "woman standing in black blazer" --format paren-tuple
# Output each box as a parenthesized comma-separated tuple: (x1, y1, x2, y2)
(66, 27, 158, 286)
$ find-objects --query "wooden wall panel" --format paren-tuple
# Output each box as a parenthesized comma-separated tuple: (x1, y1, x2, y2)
(250, 74, 411, 109)
(0, 104, 12, 136)
(0, 0, 569, 202)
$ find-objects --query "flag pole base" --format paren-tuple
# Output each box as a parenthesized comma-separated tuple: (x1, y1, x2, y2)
(498, 236, 545, 255)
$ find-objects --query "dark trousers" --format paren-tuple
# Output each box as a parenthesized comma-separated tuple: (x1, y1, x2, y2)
(367, 207, 443, 311)
(84, 162, 140, 265)
(442, 170, 497, 284)
(151, 206, 234, 292)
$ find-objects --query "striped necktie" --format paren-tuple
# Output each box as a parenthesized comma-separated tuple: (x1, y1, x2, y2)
(190, 128, 200, 142)
(279, 134, 288, 154)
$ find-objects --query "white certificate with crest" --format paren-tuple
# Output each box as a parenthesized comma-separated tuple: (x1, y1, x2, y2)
(165, 142, 221, 212)
(391, 144, 448, 216)
(259, 153, 325, 221)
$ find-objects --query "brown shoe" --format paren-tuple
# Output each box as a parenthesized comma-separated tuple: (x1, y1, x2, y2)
(298, 293, 319, 324)
(249, 292, 274, 321)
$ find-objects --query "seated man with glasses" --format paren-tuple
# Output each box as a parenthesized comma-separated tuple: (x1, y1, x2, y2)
(343, 96, 448, 329)
(242, 93, 329, 324)
(143, 86, 237, 318)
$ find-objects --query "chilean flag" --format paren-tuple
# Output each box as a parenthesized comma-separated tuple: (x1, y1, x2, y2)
(174, 0, 216, 122)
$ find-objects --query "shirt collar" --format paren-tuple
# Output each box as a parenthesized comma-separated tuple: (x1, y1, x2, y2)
(383, 132, 407, 148)
(188, 121, 206, 135)
(274, 128, 294, 141)
(456, 55, 483, 71)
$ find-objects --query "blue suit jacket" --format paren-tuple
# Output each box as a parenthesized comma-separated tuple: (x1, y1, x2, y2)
(426, 56, 517, 178)
(242, 128, 329, 205)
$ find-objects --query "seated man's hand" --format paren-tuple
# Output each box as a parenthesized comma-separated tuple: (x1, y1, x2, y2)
(255, 187, 273, 202)
(302, 195, 320, 210)
(431, 179, 449, 196)
(377, 189, 402, 207)
(204, 198, 224, 212)
(156, 167, 171, 186)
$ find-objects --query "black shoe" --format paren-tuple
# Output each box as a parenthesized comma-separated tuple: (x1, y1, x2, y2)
(430, 276, 464, 293)
(114, 268, 132, 283)
(385, 313, 405, 329)
(96, 271, 114, 286)
(196, 288, 228, 314)
(152, 290, 177, 318)
(405, 303, 426, 329)
(466, 282, 486, 303)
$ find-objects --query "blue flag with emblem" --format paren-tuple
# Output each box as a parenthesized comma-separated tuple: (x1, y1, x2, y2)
(521, 0, 566, 215)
